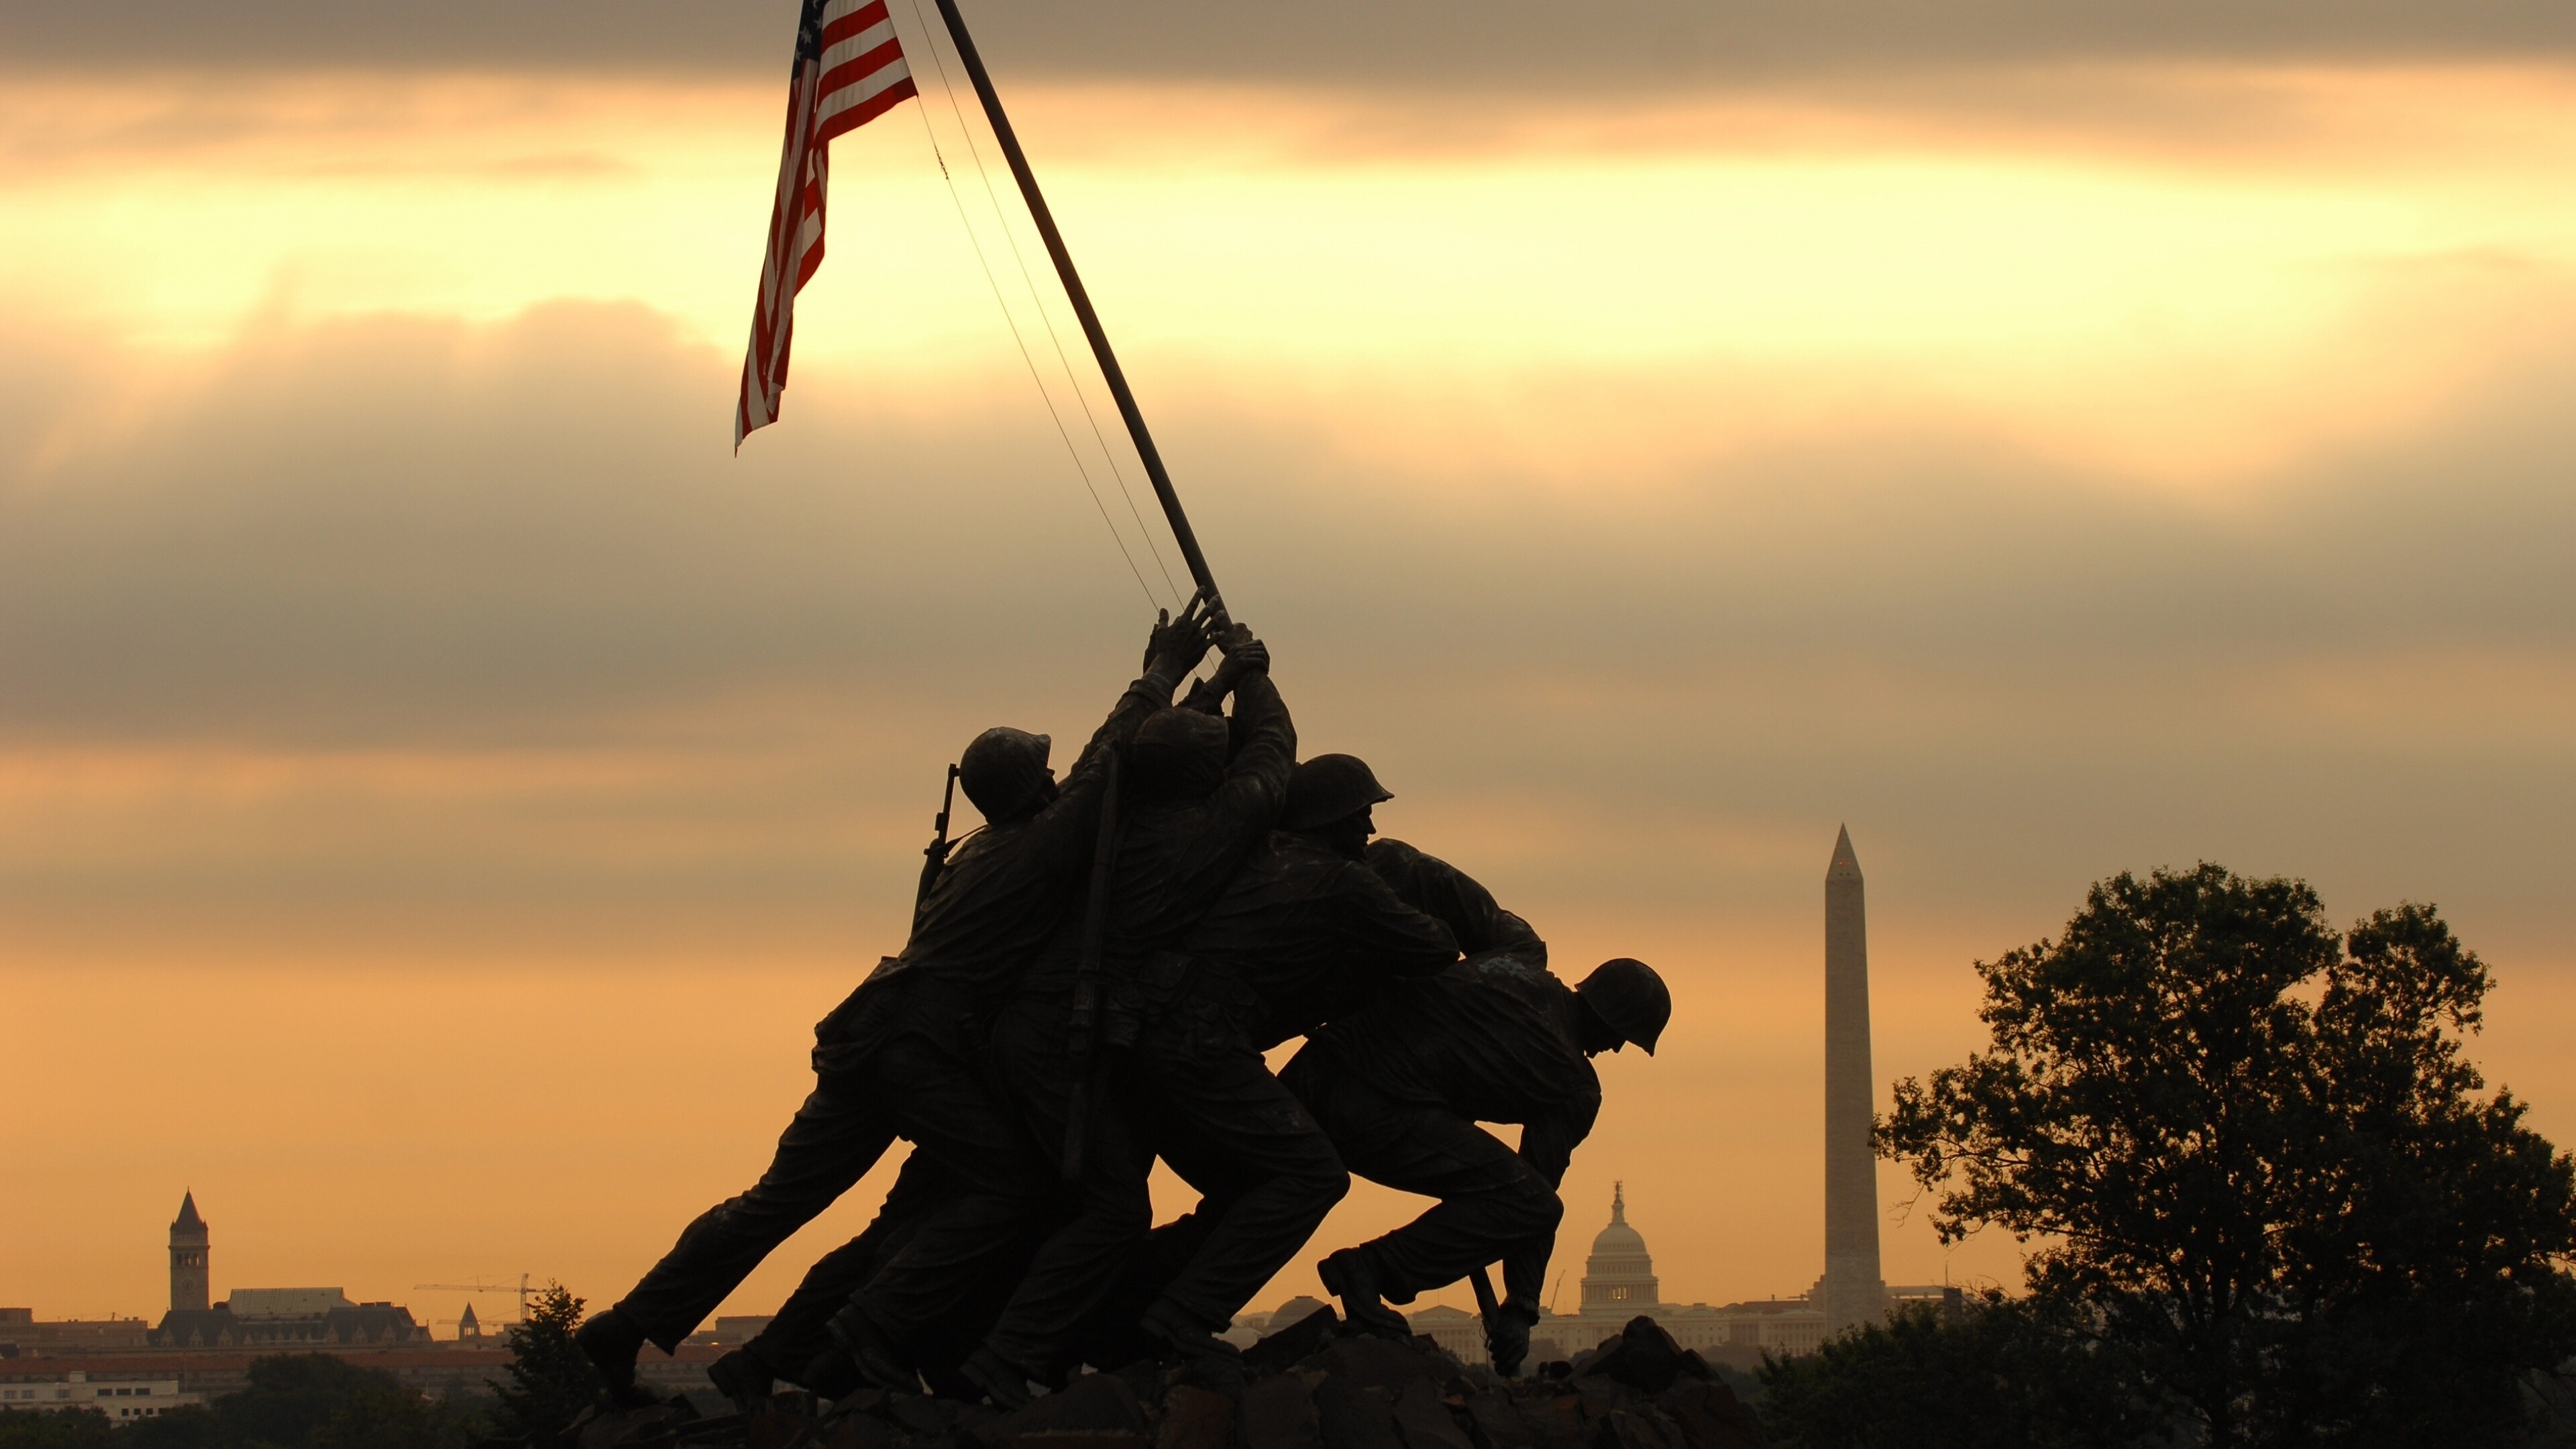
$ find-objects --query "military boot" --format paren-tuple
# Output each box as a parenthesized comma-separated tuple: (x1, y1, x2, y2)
(1138, 1299, 1245, 1395)
(706, 1348, 774, 1406)
(804, 1305, 916, 1399)
(955, 1346, 1038, 1411)
(1317, 1248, 1411, 1340)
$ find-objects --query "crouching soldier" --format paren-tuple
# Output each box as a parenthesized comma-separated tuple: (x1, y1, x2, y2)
(1281, 945, 1668, 1375)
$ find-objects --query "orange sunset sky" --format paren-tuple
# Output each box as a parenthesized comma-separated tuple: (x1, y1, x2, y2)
(7, 1, 2576, 1336)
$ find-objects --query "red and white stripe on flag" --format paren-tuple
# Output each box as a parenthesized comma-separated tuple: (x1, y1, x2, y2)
(735, 0, 918, 448)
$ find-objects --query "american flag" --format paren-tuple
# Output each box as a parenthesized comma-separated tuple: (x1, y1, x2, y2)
(736, 0, 919, 447)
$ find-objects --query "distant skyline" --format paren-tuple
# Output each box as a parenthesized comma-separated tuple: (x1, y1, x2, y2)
(7, 3, 2576, 1326)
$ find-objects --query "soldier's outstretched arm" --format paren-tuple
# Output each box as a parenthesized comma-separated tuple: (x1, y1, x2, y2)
(1501, 1095, 1598, 1305)
(1366, 839, 1544, 959)
(1517, 1092, 1599, 1193)
(1501, 1236, 1553, 1312)
(1326, 861, 1461, 979)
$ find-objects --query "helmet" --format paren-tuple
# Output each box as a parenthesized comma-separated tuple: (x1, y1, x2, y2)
(959, 727, 1053, 822)
(1281, 754, 1394, 833)
(1128, 708, 1230, 803)
(1576, 959, 1670, 1055)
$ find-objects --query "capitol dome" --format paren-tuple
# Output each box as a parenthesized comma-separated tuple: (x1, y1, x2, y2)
(1578, 1183, 1659, 1316)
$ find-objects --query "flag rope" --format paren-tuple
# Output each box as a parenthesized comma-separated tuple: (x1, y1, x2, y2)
(908, 93, 1167, 610)
(902, 0, 1187, 607)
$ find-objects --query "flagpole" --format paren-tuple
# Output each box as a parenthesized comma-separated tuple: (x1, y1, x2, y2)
(927, 0, 1224, 613)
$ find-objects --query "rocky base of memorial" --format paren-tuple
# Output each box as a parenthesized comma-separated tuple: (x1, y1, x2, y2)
(535, 1313, 1762, 1449)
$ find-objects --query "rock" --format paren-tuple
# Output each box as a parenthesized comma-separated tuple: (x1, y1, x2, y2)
(816, 1411, 894, 1449)
(1157, 1385, 1237, 1449)
(1503, 1391, 1586, 1449)
(977, 1372, 1150, 1444)
(1307, 1338, 1433, 1399)
(1116, 1360, 1173, 1408)
(1571, 1378, 1625, 1427)
(1646, 1383, 1760, 1449)
(1389, 1382, 1473, 1449)
(1588, 1410, 1684, 1449)
(547, 1329, 1733, 1449)
(1238, 1373, 1322, 1449)
(747, 1400, 821, 1449)
(1458, 1391, 1539, 1449)
(1576, 1321, 1695, 1397)
(1244, 1307, 1341, 1375)
(1311, 1375, 1401, 1449)
(580, 1401, 703, 1449)
(883, 1395, 962, 1436)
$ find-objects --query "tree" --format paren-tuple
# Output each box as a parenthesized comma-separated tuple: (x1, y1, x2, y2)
(1758, 1294, 2153, 1449)
(112, 1354, 475, 1449)
(1881, 864, 2576, 1448)
(0, 1410, 113, 1449)
(102, 1408, 219, 1449)
(491, 1283, 602, 1441)
(195, 1354, 407, 1448)
(2265, 904, 2576, 1446)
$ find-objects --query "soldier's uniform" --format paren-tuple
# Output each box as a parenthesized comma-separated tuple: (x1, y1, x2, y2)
(602, 657, 1191, 1371)
(975, 669, 1304, 1381)
(738, 1152, 1049, 1397)
(1123, 830, 1462, 1329)
(1364, 837, 1543, 960)
(1281, 866, 1600, 1316)
(1047, 827, 1464, 1371)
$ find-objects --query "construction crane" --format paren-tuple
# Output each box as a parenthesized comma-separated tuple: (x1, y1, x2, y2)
(413, 1274, 538, 1323)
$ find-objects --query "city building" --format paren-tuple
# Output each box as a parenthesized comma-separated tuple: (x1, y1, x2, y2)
(3, 1193, 735, 1406)
(146, 1196, 431, 1349)
(156, 1288, 431, 1350)
(1, 1193, 513, 1408)
(1352, 1186, 1957, 1375)
(0, 1309, 152, 1356)
(682, 1316, 776, 1350)
(0, 1371, 203, 1421)
(1529, 1187, 1786, 1364)
(169, 1193, 209, 1316)
(1579, 1184, 1658, 1318)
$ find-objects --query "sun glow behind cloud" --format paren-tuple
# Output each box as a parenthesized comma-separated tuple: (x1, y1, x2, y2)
(8, 68, 2575, 487)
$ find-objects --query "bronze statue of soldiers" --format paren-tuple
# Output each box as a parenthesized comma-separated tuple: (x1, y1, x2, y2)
(574, 606, 1213, 1399)
(963, 625, 1314, 1401)
(1282, 831, 1669, 1376)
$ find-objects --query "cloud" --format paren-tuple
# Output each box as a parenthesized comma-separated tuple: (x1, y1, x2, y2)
(5, 297, 2575, 967)
(7, 1, 2576, 86)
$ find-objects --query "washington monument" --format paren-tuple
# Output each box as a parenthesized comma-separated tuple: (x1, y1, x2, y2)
(1821, 826, 1886, 1332)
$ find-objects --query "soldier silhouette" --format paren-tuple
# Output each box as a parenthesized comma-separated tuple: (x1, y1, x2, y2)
(576, 604, 1213, 1399)
(1281, 823, 1670, 1377)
